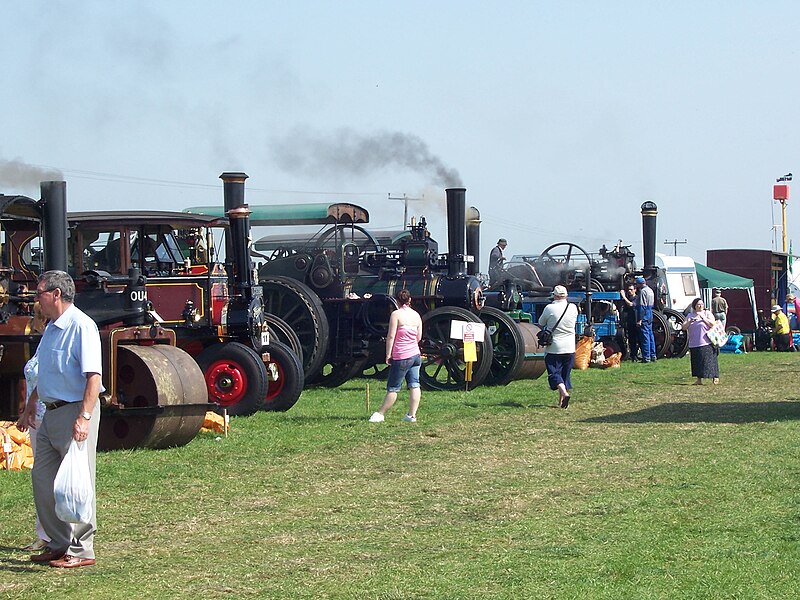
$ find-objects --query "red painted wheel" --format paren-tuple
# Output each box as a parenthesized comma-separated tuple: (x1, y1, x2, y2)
(195, 342, 266, 416)
(262, 339, 304, 412)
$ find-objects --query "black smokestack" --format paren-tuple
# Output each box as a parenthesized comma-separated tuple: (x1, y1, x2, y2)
(220, 172, 255, 292)
(446, 188, 466, 277)
(40, 181, 68, 272)
(465, 206, 481, 276)
(640, 201, 658, 273)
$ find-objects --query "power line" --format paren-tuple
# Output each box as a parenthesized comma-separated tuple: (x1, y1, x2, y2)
(664, 239, 687, 255)
(40, 164, 388, 197)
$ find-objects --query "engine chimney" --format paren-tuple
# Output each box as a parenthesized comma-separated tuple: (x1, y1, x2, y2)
(446, 188, 466, 277)
(640, 201, 657, 274)
(220, 172, 255, 293)
(465, 206, 481, 276)
(40, 181, 68, 272)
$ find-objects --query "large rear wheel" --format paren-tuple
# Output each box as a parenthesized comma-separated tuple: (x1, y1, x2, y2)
(261, 276, 329, 380)
(420, 307, 494, 391)
(661, 308, 689, 358)
(652, 310, 671, 359)
(312, 356, 369, 388)
(479, 306, 525, 386)
(264, 313, 304, 368)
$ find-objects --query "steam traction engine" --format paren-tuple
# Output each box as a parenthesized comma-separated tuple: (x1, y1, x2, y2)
(230, 187, 545, 390)
(0, 182, 208, 450)
(490, 202, 688, 360)
(67, 172, 305, 415)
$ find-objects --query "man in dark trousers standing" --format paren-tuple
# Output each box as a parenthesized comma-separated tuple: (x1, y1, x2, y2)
(634, 275, 657, 363)
(488, 238, 507, 286)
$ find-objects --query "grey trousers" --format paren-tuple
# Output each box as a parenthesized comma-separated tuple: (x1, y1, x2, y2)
(32, 401, 99, 559)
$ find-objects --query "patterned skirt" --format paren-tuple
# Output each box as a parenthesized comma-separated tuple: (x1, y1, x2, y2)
(689, 344, 719, 379)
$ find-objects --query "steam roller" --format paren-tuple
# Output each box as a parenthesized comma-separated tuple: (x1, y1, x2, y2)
(478, 307, 547, 385)
(99, 343, 208, 451)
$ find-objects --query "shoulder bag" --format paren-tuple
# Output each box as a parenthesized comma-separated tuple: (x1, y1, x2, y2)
(537, 304, 570, 346)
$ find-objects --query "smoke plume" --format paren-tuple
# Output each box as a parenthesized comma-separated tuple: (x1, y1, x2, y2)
(0, 159, 63, 188)
(272, 127, 462, 188)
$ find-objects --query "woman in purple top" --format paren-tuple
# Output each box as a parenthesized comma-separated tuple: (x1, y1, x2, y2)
(681, 297, 720, 385)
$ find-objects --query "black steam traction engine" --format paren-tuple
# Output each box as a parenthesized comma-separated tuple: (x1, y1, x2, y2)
(0, 182, 209, 450)
(67, 172, 305, 416)
(489, 201, 689, 360)
(191, 187, 547, 391)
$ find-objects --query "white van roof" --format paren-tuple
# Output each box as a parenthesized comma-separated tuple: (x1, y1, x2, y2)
(656, 253, 695, 270)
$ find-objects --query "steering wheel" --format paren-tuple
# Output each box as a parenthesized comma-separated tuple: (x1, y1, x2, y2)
(537, 242, 593, 267)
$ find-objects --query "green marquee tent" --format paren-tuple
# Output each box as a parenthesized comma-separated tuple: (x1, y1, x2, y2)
(694, 262, 758, 328)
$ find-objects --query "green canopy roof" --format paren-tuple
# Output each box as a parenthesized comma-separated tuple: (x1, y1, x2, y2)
(694, 262, 754, 289)
(184, 203, 369, 226)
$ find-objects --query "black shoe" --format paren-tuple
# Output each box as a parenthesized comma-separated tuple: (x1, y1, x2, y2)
(560, 395, 570, 409)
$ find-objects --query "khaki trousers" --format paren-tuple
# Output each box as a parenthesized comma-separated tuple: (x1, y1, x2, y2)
(32, 401, 99, 559)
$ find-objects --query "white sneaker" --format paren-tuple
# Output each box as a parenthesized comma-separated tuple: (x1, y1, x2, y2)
(369, 412, 384, 423)
(402, 414, 417, 423)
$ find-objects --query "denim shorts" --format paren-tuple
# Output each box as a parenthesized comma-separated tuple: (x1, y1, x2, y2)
(386, 354, 422, 392)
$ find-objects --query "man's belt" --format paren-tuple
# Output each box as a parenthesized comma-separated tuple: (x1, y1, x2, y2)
(44, 400, 71, 411)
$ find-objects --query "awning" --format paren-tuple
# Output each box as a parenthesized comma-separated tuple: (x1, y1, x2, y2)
(694, 262, 754, 289)
(695, 262, 758, 329)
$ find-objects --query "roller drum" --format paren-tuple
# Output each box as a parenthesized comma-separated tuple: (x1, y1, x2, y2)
(99, 344, 207, 451)
(512, 322, 547, 380)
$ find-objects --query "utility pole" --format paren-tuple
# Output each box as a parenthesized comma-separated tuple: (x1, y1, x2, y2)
(388, 193, 424, 229)
(775, 173, 792, 254)
(664, 239, 687, 256)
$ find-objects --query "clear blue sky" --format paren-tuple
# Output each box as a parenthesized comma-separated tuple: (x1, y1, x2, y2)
(2, 1, 798, 268)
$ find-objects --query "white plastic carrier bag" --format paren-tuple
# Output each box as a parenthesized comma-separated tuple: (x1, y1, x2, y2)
(53, 439, 94, 524)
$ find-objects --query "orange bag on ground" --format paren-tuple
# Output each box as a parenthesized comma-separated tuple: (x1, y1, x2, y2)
(1, 423, 34, 471)
(574, 336, 594, 370)
(602, 352, 622, 369)
(201, 412, 228, 434)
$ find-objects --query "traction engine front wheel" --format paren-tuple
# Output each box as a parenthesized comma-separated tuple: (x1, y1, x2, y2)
(195, 342, 267, 417)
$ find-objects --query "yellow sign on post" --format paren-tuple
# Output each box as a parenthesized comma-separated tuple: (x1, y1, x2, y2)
(463, 340, 477, 363)
(450, 320, 485, 388)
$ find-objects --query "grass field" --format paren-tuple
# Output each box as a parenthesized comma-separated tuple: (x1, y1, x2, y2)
(2, 351, 800, 599)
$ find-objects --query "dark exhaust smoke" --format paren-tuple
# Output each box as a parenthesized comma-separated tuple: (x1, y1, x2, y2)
(0, 159, 63, 188)
(272, 127, 462, 188)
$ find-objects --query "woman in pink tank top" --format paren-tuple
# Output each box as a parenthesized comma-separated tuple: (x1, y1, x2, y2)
(369, 289, 423, 423)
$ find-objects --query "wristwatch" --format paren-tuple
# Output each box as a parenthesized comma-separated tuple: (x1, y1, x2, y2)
(80, 411, 92, 421)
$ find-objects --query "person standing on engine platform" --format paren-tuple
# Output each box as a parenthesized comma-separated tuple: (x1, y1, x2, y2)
(634, 275, 657, 363)
(711, 289, 728, 325)
(17, 270, 103, 569)
(488, 238, 508, 286)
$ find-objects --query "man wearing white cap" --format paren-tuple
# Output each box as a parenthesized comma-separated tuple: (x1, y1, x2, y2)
(770, 304, 791, 351)
(634, 276, 657, 363)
